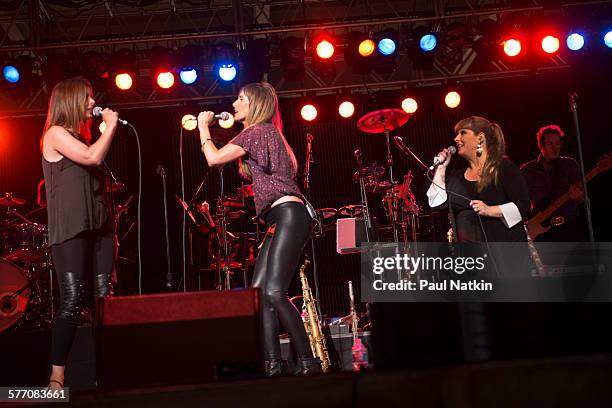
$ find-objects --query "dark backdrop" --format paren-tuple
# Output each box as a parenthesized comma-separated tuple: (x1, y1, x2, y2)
(1, 63, 611, 317)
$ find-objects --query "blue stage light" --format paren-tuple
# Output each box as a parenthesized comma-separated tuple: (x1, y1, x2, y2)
(604, 31, 612, 49)
(3, 65, 20, 83)
(218, 64, 237, 82)
(566, 33, 585, 51)
(378, 38, 396, 56)
(179, 69, 198, 84)
(419, 34, 438, 52)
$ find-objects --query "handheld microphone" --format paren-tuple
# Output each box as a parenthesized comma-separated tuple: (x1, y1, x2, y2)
(429, 146, 457, 171)
(182, 112, 231, 122)
(92, 106, 128, 125)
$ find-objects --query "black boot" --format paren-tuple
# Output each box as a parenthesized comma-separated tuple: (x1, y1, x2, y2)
(297, 357, 323, 375)
(264, 358, 284, 377)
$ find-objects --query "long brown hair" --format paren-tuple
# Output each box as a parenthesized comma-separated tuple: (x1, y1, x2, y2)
(43, 77, 93, 144)
(239, 82, 298, 178)
(454, 116, 506, 192)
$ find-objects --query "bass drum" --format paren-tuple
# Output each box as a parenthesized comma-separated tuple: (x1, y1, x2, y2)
(0, 257, 32, 332)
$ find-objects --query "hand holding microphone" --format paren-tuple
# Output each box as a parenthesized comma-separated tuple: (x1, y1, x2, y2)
(92, 106, 125, 126)
(430, 146, 457, 171)
(197, 111, 230, 130)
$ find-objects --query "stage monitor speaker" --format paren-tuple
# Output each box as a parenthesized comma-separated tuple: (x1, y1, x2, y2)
(336, 217, 366, 254)
(95, 288, 262, 389)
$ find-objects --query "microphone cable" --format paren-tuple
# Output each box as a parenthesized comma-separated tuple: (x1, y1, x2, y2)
(126, 123, 144, 294)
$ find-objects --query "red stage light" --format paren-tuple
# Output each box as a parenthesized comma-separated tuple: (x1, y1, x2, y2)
(301, 104, 318, 121)
(156, 71, 175, 89)
(316, 40, 335, 59)
(502, 38, 522, 57)
(541, 35, 560, 54)
(338, 101, 355, 118)
(115, 73, 133, 90)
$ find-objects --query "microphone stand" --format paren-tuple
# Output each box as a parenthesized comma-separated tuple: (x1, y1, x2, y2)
(303, 133, 323, 320)
(569, 92, 595, 243)
(354, 149, 372, 243)
(157, 165, 172, 290)
(218, 166, 232, 290)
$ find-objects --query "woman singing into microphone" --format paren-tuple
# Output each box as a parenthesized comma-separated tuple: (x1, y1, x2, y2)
(198, 82, 320, 376)
(41, 77, 118, 389)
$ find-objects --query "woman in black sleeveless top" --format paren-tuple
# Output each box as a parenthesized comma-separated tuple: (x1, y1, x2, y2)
(41, 77, 119, 390)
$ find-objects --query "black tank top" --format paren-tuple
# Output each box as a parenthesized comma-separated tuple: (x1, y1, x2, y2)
(42, 157, 111, 246)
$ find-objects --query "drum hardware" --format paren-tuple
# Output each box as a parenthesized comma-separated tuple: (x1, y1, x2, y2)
(0, 192, 26, 207)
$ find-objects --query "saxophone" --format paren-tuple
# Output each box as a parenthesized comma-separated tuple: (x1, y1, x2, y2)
(299, 258, 331, 372)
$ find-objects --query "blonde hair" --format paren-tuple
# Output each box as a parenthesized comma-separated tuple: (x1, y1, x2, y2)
(239, 82, 298, 177)
(43, 77, 93, 144)
(454, 116, 506, 192)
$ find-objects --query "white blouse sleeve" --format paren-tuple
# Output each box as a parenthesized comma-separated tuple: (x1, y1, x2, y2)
(427, 182, 448, 208)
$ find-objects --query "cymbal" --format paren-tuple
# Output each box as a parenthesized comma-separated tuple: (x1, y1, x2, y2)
(338, 204, 364, 218)
(0, 196, 26, 206)
(357, 109, 410, 133)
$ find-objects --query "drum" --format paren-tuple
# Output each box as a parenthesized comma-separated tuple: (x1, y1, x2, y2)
(0, 258, 32, 332)
(2, 222, 48, 264)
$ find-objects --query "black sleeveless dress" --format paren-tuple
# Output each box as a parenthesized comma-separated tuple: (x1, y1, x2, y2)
(42, 157, 111, 246)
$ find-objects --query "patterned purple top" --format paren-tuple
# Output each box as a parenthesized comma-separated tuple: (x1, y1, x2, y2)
(230, 123, 303, 216)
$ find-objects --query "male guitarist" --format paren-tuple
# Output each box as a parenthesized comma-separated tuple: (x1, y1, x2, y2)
(520, 125, 586, 242)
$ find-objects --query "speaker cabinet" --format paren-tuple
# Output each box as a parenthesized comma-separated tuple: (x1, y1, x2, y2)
(95, 288, 262, 389)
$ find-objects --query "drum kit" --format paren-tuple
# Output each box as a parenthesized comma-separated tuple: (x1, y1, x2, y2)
(0, 192, 55, 333)
(319, 108, 444, 244)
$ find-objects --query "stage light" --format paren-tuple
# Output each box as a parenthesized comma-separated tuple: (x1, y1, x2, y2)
(419, 34, 438, 52)
(99, 121, 107, 134)
(338, 101, 355, 118)
(378, 38, 396, 56)
(444, 91, 461, 109)
(541, 35, 560, 54)
(179, 69, 198, 84)
(219, 113, 235, 129)
(401, 98, 418, 114)
(566, 33, 585, 51)
(110, 49, 137, 90)
(115, 73, 133, 90)
(503, 38, 522, 57)
(181, 114, 197, 131)
(3, 65, 19, 83)
(316, 40, 335, 59)
(156, 72, 175, 89)
(604, 31, 612, 48)
(301, 104, 317, 121)
(359, 39, 376, 57)
(218, 64, 237, 82)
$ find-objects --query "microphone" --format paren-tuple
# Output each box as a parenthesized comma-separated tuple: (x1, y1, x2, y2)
(92, 106, 128, 125)
(429, 146, 457, 171)
(182, 112, 231, 122)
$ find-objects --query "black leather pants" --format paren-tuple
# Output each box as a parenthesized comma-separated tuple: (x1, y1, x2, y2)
(50, 231, 115, 366)
(251, 202, 313, 362)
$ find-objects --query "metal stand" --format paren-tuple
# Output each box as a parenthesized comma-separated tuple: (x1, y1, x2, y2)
(569, 92, 595, 243)
(217, 166, 233, 290)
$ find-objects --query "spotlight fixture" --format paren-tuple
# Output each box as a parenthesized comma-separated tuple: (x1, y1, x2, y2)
(181, 114, 197, 131)
(401, 97, 418, 114)
(301, 104, 318, 121)
(338, 101, 355, 118)
(444, 91, 461, 109)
